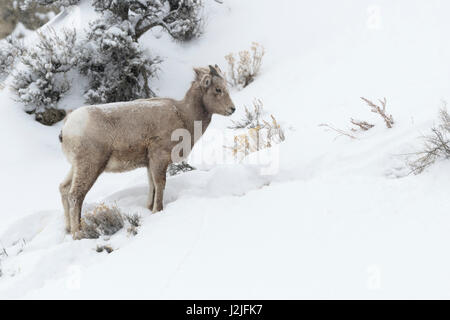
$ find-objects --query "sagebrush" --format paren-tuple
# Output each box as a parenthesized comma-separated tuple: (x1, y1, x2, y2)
(79, 203, 141, 239)
(124, 213, 141, 236)
(12, 28, 77, 113)
(79, 19, 160, 104)
(225, 42, 265, 89)
(227, 99, 285, 159)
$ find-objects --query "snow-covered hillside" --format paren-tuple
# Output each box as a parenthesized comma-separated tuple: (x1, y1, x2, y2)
(2, 0, 450, 299)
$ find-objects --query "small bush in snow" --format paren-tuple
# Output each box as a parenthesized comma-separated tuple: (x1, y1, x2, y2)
(78, 19, 160, 104)
(80, 204, 124, 239)
(124, 213, 141, 236)
(408, 106, 450, 174)
(227, 99, 285, 159)
(11, 28, 77, 114)
(168, 161, 196, 176)
(0, 36, 25, 80)
(80, 204, 141, 239)
(225, 42, 265, 90)
(124, 213, 141, 228)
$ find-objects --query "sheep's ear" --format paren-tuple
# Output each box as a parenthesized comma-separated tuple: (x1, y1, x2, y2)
(209, 65, 222, 78)
(194, 67, 207, 81)
(214, 64, 223, 74)
(201, 74, 212, 88)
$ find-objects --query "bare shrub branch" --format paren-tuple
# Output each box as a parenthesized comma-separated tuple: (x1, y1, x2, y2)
(321, 96, 393, 140)
(350, 118, 375, 131)
(360, 97, 394, 128)
(319, 123, 357, 140)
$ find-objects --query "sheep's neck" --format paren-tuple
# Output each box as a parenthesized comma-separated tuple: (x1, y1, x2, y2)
(178, 83, 212, 140)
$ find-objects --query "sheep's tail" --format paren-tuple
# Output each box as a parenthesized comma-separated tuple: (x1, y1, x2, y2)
(59, 109, 74, 143)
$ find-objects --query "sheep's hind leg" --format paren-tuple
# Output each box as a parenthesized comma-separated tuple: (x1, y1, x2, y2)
(59, 168, 73, 233)
(68, 161, 105, 239)
(147, 164, 155, 211)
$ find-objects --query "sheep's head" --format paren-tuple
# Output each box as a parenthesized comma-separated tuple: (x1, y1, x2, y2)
(194, 65, 235, 116)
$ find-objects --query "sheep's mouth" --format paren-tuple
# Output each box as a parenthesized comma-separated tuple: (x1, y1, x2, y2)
(226, 107, 236, 116)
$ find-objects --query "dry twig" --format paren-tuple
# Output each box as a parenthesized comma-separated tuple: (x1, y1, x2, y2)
(319, 123, 357, 139)
(360, 97, 394, 128)
(350, 118, 375, 131)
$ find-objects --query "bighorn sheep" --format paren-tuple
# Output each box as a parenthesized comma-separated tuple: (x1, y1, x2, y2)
(59, 65, 235, 239)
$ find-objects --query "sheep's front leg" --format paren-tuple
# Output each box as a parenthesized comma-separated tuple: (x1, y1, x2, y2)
(147, 165, 155, 211)
(149, 156, 169, 213)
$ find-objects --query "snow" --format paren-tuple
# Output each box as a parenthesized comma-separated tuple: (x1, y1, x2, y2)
(2, 0, 450, 299)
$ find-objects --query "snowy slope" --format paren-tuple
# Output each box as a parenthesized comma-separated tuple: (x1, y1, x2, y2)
(2, 0, 450, 299)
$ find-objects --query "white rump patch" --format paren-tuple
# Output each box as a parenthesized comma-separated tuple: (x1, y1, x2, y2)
(63, 107, 89, 137)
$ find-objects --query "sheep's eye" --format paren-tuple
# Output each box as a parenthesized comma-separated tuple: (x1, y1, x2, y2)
(215, 88, 222, 94)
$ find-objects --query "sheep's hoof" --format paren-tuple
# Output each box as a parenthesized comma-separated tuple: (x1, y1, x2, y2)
(71, 231, 82, 240)
(152, 207, 163, 214)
